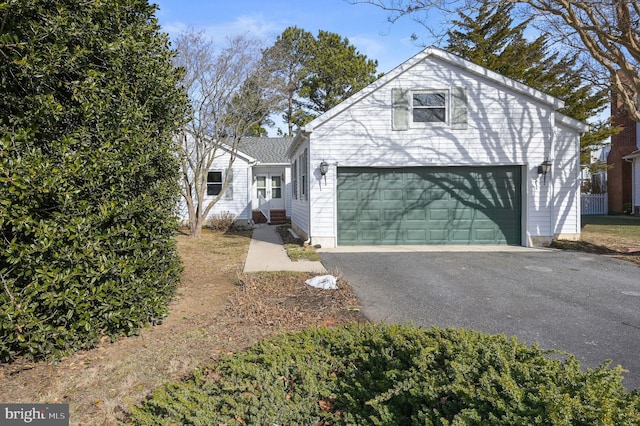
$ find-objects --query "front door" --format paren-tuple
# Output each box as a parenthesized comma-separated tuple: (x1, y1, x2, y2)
(256, 174, 284, 210)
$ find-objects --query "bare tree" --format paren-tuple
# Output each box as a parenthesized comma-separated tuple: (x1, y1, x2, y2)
(351, 0, 640, 121)
(175, 29, 280, 237)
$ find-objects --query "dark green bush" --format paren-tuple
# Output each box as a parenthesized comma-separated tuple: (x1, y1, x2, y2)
(128, 324, 640, 425)
(0, 1, 188, 360)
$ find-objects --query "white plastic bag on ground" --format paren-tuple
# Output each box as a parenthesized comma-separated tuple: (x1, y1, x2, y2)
(305, 275, 338, 290)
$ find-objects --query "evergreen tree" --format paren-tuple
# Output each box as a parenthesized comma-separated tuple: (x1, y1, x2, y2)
(446, 1, 614, 167)
(0, 0, 188, 360)
(300, 30, 381, 116)
(262, 27, 315, 136)
(263, 28, 382, 133)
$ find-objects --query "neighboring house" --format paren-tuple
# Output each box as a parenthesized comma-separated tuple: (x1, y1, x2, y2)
(609, 88, 640, 215)
(623, 149, 640, 216)
(287, 47, 588, 248)
(179, 136, 293, 226)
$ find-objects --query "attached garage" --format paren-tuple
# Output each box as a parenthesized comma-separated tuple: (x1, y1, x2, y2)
(287, 47, 587, 248)
(337, 166, 522, 245)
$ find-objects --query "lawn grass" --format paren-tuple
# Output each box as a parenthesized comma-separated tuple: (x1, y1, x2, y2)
(552, 215, 640, 265)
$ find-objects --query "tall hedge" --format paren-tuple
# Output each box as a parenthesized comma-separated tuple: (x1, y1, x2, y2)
(0, 0, 188, 360)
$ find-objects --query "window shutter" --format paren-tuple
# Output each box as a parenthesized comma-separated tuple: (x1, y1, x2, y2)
(392, 88, 410, 131)
(224, 169, 233, 200)
(451, 87, 468, 130)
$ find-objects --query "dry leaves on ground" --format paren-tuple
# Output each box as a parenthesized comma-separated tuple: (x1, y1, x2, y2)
(0, 229, 365, 425)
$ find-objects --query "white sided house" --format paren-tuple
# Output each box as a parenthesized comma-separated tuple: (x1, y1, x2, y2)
(623, 148, 640, 217)
(180, 136, 293, 226)
(287, 47, 588, 248)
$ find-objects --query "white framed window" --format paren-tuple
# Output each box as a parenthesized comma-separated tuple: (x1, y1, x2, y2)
(392, 87, 466, 131)
(412, 91, 447, 123)
(300, 149, 308, 201)
(207, 171, 223, 196)
(206, 169, 233, 199)
(292, 159, 298, 200)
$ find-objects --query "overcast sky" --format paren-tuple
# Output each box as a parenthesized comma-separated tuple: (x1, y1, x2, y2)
(153, 0, 440, 73)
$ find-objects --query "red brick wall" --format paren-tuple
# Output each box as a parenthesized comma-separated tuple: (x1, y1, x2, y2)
(608, 90, 637, 214)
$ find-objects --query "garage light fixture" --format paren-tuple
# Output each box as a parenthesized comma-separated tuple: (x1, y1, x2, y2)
(319, 160, 329, 184)
(537, 159, 552, 184)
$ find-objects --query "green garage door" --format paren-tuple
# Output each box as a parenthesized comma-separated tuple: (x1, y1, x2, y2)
(337, 166, 521, 245)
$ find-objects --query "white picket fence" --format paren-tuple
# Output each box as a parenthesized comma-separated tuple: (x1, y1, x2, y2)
(581, 193, 608, 215)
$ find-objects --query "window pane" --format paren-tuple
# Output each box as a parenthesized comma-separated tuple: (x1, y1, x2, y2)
(413, 93, 445, 107)
(207, 171, 222, 183)
(207, 171, 223, 196)
(207, 184, 222, 196)
(413, 108, 446, 122)
(272, 188, 281, 199)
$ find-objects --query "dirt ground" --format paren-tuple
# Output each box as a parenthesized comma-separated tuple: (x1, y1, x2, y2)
(0, 229, 364, 425)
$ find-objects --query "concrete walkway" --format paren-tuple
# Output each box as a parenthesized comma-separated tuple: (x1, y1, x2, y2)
(243, 225, 327, 273)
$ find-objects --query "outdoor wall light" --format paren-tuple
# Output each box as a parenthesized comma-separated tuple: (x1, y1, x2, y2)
(319, 160, 329, 184)
(537, 159, 552, 184)
(319, 160, 329, 176)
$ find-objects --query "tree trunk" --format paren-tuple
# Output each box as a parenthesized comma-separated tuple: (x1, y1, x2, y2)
(190, 218, 203, 238)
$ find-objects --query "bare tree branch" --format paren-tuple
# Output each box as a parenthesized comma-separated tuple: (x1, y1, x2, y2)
(174, 29, 281, 237)
(351, 0, 640, 121)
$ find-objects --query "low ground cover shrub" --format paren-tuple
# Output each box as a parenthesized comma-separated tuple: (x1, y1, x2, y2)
(128, 323, 640, 425)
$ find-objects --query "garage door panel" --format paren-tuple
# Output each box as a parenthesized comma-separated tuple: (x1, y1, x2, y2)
(428, 208, 450, 220)
(383, 189, 404, 201)
(405, 229, 427, 242)
(337, 166, 521, 245)
(359, 209, 380, 221)
(406, 210, 427, 221)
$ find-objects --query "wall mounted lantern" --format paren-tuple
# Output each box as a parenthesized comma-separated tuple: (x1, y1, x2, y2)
(319, 160, 329, 184)
(537, 159, 552, 184)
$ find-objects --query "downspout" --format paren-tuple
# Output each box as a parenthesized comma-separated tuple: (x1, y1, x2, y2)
(305, 132, 312, 245)
(549, 116, 556, 244)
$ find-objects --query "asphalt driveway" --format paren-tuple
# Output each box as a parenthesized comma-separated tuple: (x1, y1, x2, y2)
(321, 249, 640, 390)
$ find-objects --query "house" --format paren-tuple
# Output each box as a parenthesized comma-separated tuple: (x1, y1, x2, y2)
(181, 136, 294, 226)
(623, 149, 640, 216)
(287, 47, 588, 248)
(609, 88, 640, 215)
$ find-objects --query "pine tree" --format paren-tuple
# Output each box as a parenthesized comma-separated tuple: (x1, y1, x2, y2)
(263, 28, 381, 133)
(446, 1, 614, 167)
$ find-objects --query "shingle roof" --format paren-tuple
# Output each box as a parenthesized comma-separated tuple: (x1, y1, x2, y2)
(238, 137, 293, 164)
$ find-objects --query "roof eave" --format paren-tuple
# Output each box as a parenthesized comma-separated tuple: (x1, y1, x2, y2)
(623, 150, 640, 160)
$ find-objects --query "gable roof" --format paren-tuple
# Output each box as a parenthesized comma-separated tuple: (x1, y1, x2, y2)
(297, 46, 587, 138)
(238, 137, 293, 165)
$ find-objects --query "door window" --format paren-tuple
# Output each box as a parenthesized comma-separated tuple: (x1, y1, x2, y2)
(271, 175, 282, 199)
(256, 176, 267, 198)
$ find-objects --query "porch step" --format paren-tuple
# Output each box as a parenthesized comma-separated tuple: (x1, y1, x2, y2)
(252, 210, 290, 225)
(269, 210, 289, 225)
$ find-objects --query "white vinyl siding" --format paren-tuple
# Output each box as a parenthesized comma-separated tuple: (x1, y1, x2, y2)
(632, 158, 640, 212)
(201, 152, 250, 220)
(303, 55, 577, 247)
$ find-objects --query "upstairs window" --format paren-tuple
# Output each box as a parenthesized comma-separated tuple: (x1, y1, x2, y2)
(412, 92, 447, 123)
(392, 87, 466, 131)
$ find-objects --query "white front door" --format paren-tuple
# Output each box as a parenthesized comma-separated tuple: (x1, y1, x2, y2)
(256, 174, 284, 210)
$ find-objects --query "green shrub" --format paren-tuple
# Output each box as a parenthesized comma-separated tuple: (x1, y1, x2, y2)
(0, 1, 188, 360)
(128, 324, 640, 425)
